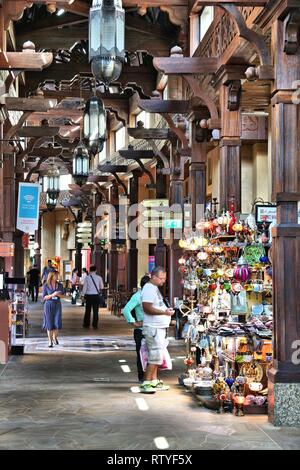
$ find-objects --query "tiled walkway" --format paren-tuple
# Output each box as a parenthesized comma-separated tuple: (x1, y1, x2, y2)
(0, 299, 300, 450)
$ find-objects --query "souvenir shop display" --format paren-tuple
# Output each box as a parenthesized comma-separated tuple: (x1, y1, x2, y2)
(7, 279, 28, 354)
(177, 207, 273, 416)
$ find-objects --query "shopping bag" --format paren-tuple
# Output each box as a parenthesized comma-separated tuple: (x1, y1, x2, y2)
(159, 348, 172, 370)
(139, 339, 172, 371)
(140, 339, 148, 372)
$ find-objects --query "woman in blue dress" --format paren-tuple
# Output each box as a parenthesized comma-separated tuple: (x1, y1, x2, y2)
(42, 271, 64, 347)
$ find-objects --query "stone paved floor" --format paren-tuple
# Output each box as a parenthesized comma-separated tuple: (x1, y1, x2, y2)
(0, 297, 300, 450)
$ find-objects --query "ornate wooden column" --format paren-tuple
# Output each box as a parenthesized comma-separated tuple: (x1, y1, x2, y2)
(108, 180, 119, 291)
(169, 143, 184, 304)
(267, 11, 300, 427)
(127, 170, 139, 292)
(190, 117, 207, 228)
(154, 160, 168, 270)
(219, 79, 242, 212)
(2, 154, 16, 275)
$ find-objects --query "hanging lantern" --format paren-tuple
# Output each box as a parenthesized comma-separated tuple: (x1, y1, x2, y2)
(218, 212, 229, 227)
(73, 143, 90, 186)
(43, 164, 60, 211)
(89, 0, 125, 85)
(233, 256, 251, 282)
(197, 251, 208, 261)
(83, 96, 106, 156)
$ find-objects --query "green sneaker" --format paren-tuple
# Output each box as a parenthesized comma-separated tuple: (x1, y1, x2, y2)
(140, 382, 156, 394)
(151, 380, 170, 391)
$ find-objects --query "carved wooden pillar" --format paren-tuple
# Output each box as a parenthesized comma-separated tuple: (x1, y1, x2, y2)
(169, 144, 184, 304)
(154, 160, 168, 271)
(127, 170, 139, 292)
(108, 180, 119, 291)
(190, 118, 207, 228)
(2, 154, 15, 275)
(267, 13, 300, 427)
(219, 80, 242, 212)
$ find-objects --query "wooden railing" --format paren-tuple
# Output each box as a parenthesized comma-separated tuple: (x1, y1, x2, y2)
(197, 6, 261, 59)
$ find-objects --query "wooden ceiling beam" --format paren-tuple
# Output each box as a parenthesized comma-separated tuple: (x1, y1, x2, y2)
(138, 99, 190, 114)
(119, 150, 155, 160)
(0, 52, 53, 71)
(4, 97, 57, 112)
(127, 128, 175, 140)
(17, 126, 59, 137)
(191, 0, 266, 12)
(56, 0, 89, 17)
(27, 147, 63, 158)
(153, 57, 219, 75)
(98, 164, 128, 173)
(15, 13, 87, 34)
(123, 1, 187, 5)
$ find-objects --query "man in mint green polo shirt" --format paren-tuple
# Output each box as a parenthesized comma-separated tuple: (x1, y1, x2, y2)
(123, 275, 150, 382)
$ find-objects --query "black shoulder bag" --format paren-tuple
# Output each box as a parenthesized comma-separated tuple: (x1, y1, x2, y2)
(90, 275, 106, 308)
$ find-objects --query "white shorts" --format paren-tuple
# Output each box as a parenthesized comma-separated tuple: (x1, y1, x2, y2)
(142, 326, 169, 365)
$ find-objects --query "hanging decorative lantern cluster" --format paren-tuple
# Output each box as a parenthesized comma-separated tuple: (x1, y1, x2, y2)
(43, 164, 60, 211)
(89, 0, 125, 85)
(83, 96, 106, 156)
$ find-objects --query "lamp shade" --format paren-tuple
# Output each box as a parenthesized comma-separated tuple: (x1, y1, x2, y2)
(89, 0, 125, 84)
(43, 165, 60, 211)
(73, 143, 90, 185)
(83, 97, 106, 155)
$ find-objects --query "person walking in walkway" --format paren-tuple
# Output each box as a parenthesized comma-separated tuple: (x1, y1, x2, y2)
(42, 260, 55, 284)
(79, 268, 88, 306)
(82, 265, 104, 329)
(140, 266, 174, 393)
(123, 275, 150, 383)
(42, 270, 64, 348)
(28, 264, 40, 302)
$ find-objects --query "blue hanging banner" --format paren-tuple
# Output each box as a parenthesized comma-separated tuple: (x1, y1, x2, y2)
(16, 182, 41, 234)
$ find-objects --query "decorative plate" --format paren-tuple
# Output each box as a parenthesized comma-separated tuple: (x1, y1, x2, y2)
(240, 362, 264, 383)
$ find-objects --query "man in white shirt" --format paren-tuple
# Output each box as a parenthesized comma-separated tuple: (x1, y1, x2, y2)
(82, 265, 104, 329)
(140, 266, 174, 393)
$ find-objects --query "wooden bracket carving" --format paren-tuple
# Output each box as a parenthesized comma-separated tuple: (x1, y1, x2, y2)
(134, 155, 156, 189)
(219, 3, 273, 80)
(162, 113, 189, 149)
(184, 76, 220, 125)
(3, 1, 33, 30)
(284, 8, 300, 55)
(227, 80, 241, 111)
(111, 172, 128, 197)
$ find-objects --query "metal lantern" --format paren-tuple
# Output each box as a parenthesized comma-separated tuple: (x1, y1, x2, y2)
(43, 165, 60, 211)
(73, 143, 90, 186)
(83, 96, 106, 156)
(89, 0, 125, 85)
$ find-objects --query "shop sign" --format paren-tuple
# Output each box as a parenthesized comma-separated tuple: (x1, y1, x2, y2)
(255, 205, 277, 224)
(143, 220, 163, 228)
(76, 221, 92, 244)
(0, 242, 14, 257)
(142, 199, 168, 208)
(163, 219, 183, 229)
(16, 182, 40, 233)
